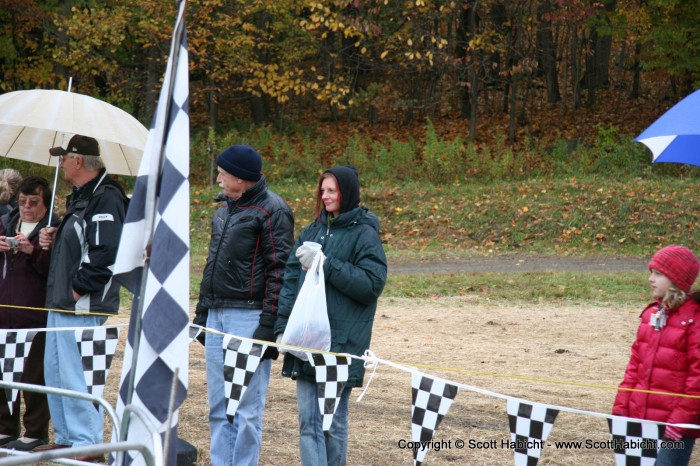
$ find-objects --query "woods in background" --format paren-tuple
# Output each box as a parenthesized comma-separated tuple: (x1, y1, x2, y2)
(1, 0, 698, 142)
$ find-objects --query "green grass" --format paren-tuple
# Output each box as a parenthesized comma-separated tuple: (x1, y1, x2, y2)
(193, 174, 700, 258)
(384, 271, 648, 305)
(188, 175, 680, 303)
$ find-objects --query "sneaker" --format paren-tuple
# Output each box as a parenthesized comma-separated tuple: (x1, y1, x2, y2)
(5, 437, 49, 451)
(31, 442, 70, 452)
(0, 435, 17, 447)
(71, 453, 106, 463)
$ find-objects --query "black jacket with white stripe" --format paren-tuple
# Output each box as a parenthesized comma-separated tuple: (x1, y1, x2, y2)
(45, 169, 128, 315)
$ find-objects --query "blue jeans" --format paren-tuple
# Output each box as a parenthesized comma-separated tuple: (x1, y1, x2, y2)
(656, 437, 695, 466)
(296, 378, 352, 466)
(205, 308, 271, 466)
(44, 312, 107, 446)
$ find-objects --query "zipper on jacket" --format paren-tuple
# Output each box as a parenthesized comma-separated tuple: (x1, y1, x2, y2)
(209, 206, 235, 296)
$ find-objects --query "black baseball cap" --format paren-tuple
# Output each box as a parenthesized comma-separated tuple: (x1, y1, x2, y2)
(49, 135, 100, 157)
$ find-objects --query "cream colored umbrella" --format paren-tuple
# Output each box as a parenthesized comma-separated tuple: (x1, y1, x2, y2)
(0, 89, 148, 176)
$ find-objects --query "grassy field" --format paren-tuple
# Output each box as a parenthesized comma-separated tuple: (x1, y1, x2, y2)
(189, 174, 700, 301)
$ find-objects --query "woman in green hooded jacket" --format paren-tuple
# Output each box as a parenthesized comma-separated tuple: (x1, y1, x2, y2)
(275, 166, 387, 466)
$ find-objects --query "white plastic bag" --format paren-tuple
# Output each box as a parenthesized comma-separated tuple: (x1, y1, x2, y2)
(280, 251, 331, 361)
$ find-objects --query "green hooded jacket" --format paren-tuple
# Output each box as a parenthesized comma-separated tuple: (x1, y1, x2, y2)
(275, 205, 387, 387)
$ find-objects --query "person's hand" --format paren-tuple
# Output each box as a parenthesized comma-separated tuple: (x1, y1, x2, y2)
(664, 425, 683, 441)
(72, 289, 81, 301)
(252, 324, 279, 361)
(14, 233, 33, 255)
(192, 302, 208, 346)
(39, 226, 57, 249)
(296, 244, 324, 270)
(0, 236, 10, 253)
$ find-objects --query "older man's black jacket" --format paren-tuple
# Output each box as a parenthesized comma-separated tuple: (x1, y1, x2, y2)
(197, 176, 294, 332)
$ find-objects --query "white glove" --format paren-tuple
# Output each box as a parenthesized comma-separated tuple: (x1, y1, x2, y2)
(296, 243, 323, 269)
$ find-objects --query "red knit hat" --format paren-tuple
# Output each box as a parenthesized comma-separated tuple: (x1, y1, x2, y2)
(648, 245, 700, 292)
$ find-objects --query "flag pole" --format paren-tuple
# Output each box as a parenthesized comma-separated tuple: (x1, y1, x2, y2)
(162, 368, 180, 459)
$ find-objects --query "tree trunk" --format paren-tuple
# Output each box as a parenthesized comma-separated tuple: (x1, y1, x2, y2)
(596, 0, 616, 88)
(146, 47, 159, 120)
(508, 76, 517, 142)
(586, 30, 597, 107)
(250, 10, 271, 123)
(53, 0, 72, 90)
(207, 87, 219, 132)
(536, 0, 560, 103)
(249, 95, 269, 124)
(570, 24, 582, 109)
(630, 42, 641, 99)
(456, 3, 470, 118)
(468, 3, 479, 139)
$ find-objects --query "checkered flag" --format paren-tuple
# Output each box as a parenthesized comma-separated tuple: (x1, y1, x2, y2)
(308, 352, 350, 432)
(222, 335, 267, 423)
(188, 325, 202, 344)
(506, 398, 559, 466)
(607, 417, 661, 466)
(410, 372, 459, 466)
(0, 330, 36, 415)
(112, 1, 190, 464)
(75, 326, 120, 401)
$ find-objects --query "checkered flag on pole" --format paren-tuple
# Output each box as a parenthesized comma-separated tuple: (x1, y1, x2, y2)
(0, 330, 36, 415)
(410, 372, 459, 466)
(607, 417, 661, 466)
(506, 398, 559, 466)
(222, 335, 267, 423)
(112, 1, 190, 464)
(308, 352, 350, 432)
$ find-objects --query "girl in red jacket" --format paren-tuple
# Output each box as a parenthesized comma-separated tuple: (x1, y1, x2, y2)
(613, 245, 700, 466)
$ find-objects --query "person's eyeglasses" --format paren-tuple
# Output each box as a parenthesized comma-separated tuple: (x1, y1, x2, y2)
(18, 198, 40, 207)
(58, 154, 76, 164)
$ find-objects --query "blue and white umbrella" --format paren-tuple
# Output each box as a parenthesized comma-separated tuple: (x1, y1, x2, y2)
(635, 88, 700, 166)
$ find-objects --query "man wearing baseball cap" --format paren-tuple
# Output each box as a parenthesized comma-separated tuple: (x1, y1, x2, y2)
(194, 144, 294, 465)
(36, 134, 129, 461)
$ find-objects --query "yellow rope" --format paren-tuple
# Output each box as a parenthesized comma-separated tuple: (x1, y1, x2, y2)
(195, 325, 700, 400)
(393, 360, 700, 399)
(0, 303, 116, 318)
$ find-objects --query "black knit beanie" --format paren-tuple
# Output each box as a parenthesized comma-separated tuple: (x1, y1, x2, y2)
(324, 165, 360, 214)
(216, 145, 262, 181)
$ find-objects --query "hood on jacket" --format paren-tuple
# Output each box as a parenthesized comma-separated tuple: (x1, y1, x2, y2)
(324, 166, 360, 214)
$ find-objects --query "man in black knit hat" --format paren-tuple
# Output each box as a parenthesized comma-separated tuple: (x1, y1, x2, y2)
(194, 144, 294, 465)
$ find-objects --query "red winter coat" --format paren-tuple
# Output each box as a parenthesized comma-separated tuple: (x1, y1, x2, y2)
(613, 298, 700, 438)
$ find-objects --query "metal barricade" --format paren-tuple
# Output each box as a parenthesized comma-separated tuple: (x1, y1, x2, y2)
(0, 381, 162, 466)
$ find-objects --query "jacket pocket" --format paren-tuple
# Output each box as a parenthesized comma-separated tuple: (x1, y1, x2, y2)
(330, 329, 349, 353)
(226, 260, 244, 289)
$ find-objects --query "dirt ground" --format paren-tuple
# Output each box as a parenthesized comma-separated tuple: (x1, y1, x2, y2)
(100, 292, 700, 466)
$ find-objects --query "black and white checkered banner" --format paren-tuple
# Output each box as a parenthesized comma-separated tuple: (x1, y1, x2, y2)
(308, 352, 350, 432)
(607, 417, 661, 466)
(0, 330, 36, 414)
(75, 326, 120, 402)
(410, 372, 459, 466)
(506, 398, 559, 466)
(222, 335, 267, 423)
